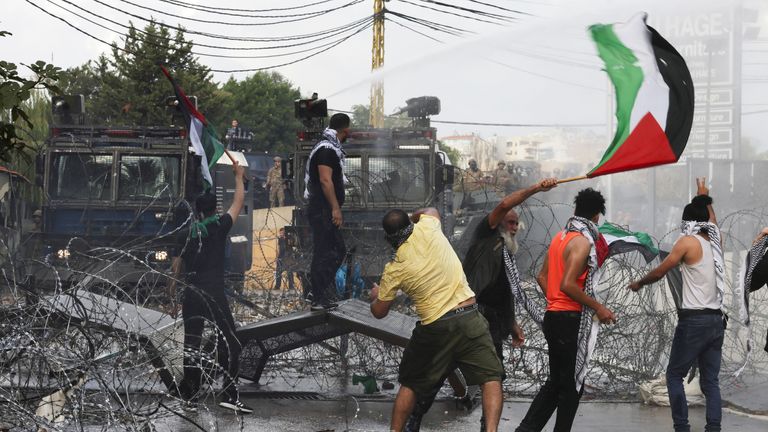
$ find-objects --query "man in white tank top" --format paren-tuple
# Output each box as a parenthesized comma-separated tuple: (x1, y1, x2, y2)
(628, 178, 725, 432)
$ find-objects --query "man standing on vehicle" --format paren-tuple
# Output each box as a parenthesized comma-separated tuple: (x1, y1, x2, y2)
(266, 156, 284, 207)
(371, 207, 505, 432)
(628, 178, 725, 432)
(171, 161, 253, 414)
(304, 113, 351, 310)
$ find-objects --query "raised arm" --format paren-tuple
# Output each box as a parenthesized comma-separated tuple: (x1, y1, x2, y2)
(226, 161, 246, 221)
(696, 177, 717, 226)
(410, 207, 440, 223)
(487, 178, 557, 230)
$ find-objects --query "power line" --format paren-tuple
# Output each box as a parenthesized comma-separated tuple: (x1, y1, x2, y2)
(155, 0, 338, 15)
(48, 0, 374, 58)
(329, 108, 604, 127)
(25, 0, 373, 73)
(111, 0, 366, 25)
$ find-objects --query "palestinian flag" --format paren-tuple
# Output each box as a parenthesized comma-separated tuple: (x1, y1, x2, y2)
(599, 222, 659, 263)
(160, 65, 225, 187)
(587, 12, 694, 178)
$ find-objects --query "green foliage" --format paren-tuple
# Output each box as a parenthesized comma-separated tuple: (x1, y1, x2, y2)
(0, 30, 60, 162)
(437, 140, 461, 166)
(219, 72, 302, 153)
(58, 22, 223, 127)
(347, 104, 410, 128)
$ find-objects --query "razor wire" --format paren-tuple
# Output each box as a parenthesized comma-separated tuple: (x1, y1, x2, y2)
(0, 184, 767, 431)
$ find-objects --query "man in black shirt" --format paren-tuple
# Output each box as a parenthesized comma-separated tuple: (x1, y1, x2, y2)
(171, 161, 253, 414)
(404, 177, 557, 432)
(304, 113, 351, 310)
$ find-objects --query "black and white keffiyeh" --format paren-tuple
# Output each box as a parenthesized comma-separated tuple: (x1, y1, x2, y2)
(506, 215, 602, 393)
(504, 247, 544, 326)
(680, 220, 725, 306)
(303, 128, 347, 199)
(564, 216, 603, 393)
(386, 223, 414, 250)
(733, 236, 768, 374)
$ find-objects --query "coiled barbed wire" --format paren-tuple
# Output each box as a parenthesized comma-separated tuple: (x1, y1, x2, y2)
(1, 189, 767, 431)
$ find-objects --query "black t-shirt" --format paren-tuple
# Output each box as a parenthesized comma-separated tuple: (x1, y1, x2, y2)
(462, 215, 511, 314)
(307, 147, 344, 211)
(178, 213, 233, 287)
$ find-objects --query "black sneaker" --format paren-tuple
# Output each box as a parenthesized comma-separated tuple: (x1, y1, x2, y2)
(310, 302, 338, 311)
(218, 398, 253, 414)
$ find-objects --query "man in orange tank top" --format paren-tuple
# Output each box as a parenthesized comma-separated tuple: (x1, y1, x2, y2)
(516, 188, 616, 432)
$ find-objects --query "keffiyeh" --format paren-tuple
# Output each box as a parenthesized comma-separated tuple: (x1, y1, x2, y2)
(734, 236, 768, 374)
(680, 220, 725, 306)
(386, 223, 414, 250)
(563, 216, 603, 393)
(304, 128, 347, 199)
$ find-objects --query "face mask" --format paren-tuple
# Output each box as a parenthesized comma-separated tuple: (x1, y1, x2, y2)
(385, 223, 414, 250)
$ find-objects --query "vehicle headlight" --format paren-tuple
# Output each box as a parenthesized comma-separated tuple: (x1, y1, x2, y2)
(56, 249, 70, 259)
(154, 250, 169, 261)
(154, 212, 168, 222)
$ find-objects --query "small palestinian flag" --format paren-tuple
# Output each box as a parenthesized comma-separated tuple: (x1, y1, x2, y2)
(587, 12, 694, 178)
(160, 65, 225, 187)
(599, 222, 659, 263)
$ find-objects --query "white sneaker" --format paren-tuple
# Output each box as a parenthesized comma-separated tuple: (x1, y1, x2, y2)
(218, 398, 253, 414)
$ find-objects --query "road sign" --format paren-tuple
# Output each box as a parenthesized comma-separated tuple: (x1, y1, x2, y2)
(693, 108, 733, 126)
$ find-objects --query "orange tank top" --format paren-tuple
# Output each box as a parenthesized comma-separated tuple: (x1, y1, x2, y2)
(546, 231, 587, 312)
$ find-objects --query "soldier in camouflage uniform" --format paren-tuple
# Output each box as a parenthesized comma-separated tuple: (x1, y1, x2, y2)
(266, 156, 285, 207)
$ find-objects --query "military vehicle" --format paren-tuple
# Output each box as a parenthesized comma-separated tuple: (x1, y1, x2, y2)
(281, 96, 456, 289)
(23, 95, 253, 299)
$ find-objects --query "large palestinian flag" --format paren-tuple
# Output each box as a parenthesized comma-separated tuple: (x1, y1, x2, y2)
(160, 65, 225, 187)
(587, 13, 694, 178)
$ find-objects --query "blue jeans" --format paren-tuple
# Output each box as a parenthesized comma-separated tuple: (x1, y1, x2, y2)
(666, 313, 725, 432)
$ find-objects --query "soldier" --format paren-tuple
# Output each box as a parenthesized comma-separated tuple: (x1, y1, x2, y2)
(266, 156, 284, 208)
(463, 159, 484, 192)
(492, 161, 510, 192)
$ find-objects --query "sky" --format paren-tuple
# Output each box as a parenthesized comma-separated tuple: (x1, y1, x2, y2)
(4, 0, 768, 151)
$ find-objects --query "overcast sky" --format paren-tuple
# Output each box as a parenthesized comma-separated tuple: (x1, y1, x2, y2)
(4, 0, 767, 150)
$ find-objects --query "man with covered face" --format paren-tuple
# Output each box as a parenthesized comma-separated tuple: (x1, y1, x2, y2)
(371, 207, 505, 432)
(403, 178, 558, 432)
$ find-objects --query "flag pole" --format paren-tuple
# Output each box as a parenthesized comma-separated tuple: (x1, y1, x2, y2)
(557, 175, 589, 184)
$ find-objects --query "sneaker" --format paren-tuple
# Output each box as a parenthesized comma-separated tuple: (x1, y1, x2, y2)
(218, 398, 253, 414)
(310, 302, 338, 311)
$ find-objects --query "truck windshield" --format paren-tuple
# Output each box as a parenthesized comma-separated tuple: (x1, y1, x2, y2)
(368, 156, 428, 204)
(118, 155, 180, 201)
(50, 153, 113, 200)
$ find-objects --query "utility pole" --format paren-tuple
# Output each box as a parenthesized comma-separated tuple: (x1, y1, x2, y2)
(369, 0, 385, 128)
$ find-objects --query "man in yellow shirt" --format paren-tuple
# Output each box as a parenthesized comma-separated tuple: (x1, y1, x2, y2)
(370, 207, 504, 432)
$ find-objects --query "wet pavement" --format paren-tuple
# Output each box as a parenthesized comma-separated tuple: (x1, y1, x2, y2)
(150, 398, 768, 431)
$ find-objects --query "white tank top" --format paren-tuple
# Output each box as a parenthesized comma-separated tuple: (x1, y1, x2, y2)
(680, 235, 721, 310)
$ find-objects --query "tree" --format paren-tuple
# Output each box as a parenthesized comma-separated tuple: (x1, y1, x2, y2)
(220, 72, 301, 153)
(58, 22, 224, 126)
(347, 104, 410, 128)
(437, 141, 461, 166)
(0, 31, 60, 162)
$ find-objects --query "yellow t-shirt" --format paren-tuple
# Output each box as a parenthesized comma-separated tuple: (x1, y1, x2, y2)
(377, 214, 475, 325)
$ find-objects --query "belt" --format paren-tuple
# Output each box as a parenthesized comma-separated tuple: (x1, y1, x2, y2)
(677, 308, 722, 318)
(545, 310, 582, 319)
(434, 303, 478, 322)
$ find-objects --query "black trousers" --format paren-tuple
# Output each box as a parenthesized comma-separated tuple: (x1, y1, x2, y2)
(308, 207, 346, 304)
(181, 285, 241, 400)
(517, 311, 583, 432)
